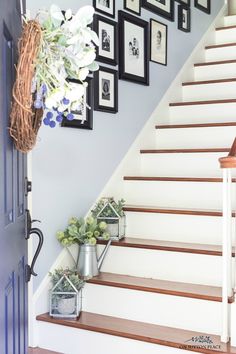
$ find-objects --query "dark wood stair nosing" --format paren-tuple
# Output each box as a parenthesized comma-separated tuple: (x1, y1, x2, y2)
(205, 42, 236, 49)
(156, 122, 236, 129)
(98, 237, 236, 257)
(123, 206, 234, 217)
(36, 312, 236, 354)
(140, 148, 230, 154)
(169, 98, 236, 107)
(194, 59, 236, 67)
(123, 176, 236, 183)
(182, 77, 236, 86)
(88, 272, 234, 303)
(216, 25, 236, 31)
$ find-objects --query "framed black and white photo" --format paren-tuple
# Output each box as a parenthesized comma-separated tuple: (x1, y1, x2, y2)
(150, 19, 167, 65)
(142, 0, 174, 21)
(93, 15, 118, 66)
(124, 0, 141, 15)
(94, 66, 118, 113)
(61, 78, 93, 130)
(93, 0, 115, 18)
(119, 11, 149, 85)
(178, 5, 191, 32)
(175, 0, 190, 6)
(194, 0, 211, 14)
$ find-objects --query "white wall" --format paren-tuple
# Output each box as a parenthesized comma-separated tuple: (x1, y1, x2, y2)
(27, 0, 225, 290)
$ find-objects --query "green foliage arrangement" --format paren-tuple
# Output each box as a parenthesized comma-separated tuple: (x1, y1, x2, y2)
(49, 268, 84, 294)
(56, 216, 110, 247)
(91, 198, 125, 218)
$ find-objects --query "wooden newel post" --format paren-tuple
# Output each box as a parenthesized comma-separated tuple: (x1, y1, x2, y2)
(228, 0, 236, 15)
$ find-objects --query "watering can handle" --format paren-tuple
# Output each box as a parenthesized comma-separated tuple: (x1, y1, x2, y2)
(97, 239, 112, 271)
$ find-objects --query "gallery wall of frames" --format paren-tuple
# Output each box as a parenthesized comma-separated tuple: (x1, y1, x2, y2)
(63, 0, 211, 130)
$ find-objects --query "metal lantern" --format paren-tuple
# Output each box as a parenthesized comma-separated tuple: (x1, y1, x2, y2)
(96, 202, 126, 241)
(49, 274, 82, 319)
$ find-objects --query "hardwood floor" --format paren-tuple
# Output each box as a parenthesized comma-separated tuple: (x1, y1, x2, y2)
(28, 348, 61, 354)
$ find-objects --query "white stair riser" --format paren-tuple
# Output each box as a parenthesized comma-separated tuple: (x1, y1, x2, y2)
(194, 63, 236, 81)
(123, 181, 235, 209)
(37, 322, 195, 354)
(140, 153, 227, 177)
(125, 211, 230, 245)
(98, 245, 225, 286)
(224, 15, 236, 26)
(169, 103, 236, 124)
(215, 28, 236, 44)
(182, 81, 236, 101)
(156, 126, 236, 149)
(83, 284, 222, 335)
(205, 45, 236, 61)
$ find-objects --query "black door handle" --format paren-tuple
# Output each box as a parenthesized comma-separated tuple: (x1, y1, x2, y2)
(25, 227, 44, 282)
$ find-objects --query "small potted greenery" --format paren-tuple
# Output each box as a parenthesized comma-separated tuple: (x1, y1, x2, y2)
(56, 216, 111, 278)
(49, 268, 84, 318)
(91, 198, 126, 240)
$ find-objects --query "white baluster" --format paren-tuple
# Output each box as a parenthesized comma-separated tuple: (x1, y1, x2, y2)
(221, 168, 232, 343)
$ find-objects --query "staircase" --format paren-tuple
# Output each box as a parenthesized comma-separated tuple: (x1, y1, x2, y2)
(36, 13, 236, 354)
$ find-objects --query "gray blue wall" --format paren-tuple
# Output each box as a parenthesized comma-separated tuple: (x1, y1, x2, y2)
(27, 0, 225, 290)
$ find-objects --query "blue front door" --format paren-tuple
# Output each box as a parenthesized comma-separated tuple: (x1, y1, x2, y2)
(0, 1, 28, 353)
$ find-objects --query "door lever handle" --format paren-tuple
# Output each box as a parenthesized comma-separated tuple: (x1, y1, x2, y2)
(25, 227, 44, 282)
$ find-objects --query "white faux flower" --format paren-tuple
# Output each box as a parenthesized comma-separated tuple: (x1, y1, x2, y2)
(77, 49, 96, 67)
(45, 88, 65, 108)
(65, 9, 72, 20)
(78, 68, 89, 81)
(65, 83, 84, 102)
(74, 6, 95, 26)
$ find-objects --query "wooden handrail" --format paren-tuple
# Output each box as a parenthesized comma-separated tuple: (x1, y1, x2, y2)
(219, 137, 236, 168)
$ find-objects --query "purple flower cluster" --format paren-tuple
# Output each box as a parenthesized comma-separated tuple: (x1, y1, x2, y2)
(33, 84, 47, 110)
(33, 84, 76, 128)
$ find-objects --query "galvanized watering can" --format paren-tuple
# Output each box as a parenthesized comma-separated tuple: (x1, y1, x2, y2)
(77, 239, 112, 278)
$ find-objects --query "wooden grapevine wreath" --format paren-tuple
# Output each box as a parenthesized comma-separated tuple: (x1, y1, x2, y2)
(10, 20, 43, 153)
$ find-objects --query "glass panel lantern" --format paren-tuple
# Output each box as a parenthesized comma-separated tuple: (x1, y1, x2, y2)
(49, 274, 82, 319)
(97, 202, 126, 241)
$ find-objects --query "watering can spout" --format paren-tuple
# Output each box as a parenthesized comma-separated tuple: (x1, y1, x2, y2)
(98, 239, 112, 271)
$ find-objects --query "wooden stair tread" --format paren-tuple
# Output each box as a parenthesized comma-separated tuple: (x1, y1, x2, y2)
(140, 148, 230, 154)
(28, 348, 61, 354)
(194, 59, 236, 67)
(123, 205, 232, 217)
(169, 98, 236, 107)
(37, 312, 236, 354)
(123, 176, 236, 182)
(98, 237, 235, 257)
(156, 122, 236, 129)
(182, 78, 236, 86)
(216, 25, 236, 31)
(88, 272, 234, 303)
(206, 42, 236, 49)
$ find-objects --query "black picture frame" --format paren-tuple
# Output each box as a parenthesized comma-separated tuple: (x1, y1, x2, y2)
(118, 10, 149, 86)
(142, 0, 174, 21)
(93, 15, 118, 66)
(124, 0, 141, 15)
(94, 66, 118, 113)
(178, 5, 191, 32)
(150, 19, 167, 66)
(175, 0, 190, 6)
(194, 0, 211, 14)
(93, 0, 115, 18)
(61, 78, 93, 130)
